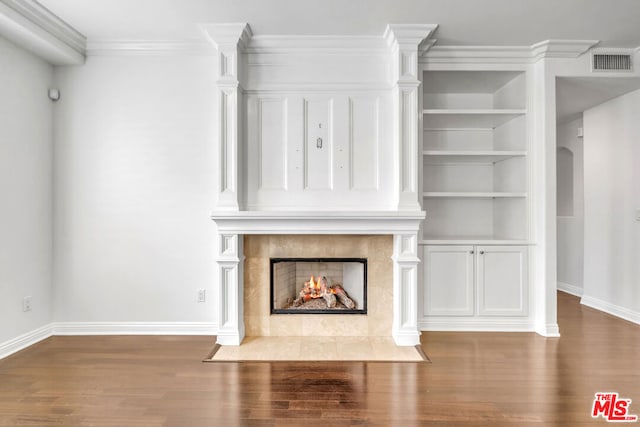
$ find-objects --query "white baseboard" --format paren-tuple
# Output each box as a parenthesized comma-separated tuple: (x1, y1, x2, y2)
(0, 322, 219, 360)
(419, 318, 534, 332)
(51, 322, 218, 336)
(580, 295, 640, 326)
(535, 322, 561, 337)
(0, 324, 53, 360)
(558, 282, 583, 297)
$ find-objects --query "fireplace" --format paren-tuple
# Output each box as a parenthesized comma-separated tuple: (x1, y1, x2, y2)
(270, 258, 367, 314)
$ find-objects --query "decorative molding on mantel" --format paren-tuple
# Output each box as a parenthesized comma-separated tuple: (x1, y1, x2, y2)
(211, 211, 426, 234)
(0, 0, 85, 64)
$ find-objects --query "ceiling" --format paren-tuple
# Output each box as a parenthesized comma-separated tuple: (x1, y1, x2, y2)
(556, 77, 640, 123)
(38, 0, 640, 47)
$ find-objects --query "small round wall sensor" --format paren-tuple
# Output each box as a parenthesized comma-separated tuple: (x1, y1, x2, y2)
(48, 88, 60, 101)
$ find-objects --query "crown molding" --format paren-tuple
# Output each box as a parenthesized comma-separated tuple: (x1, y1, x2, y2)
(86, 40, 214, 56)
(590, 46, 638, 55)
(530, 39, 599, 61)
(421, 40, 601, 64)
(0, 0, 85, 64)
(418, 38, 438, 56)
(422, 45, 533, 64)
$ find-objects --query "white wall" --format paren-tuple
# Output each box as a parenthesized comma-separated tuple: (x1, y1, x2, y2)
(0, 37, 53, 343)
(583, 88, 640, 322)
(52, 54, 218, 325)
(556, 117, 584, 295)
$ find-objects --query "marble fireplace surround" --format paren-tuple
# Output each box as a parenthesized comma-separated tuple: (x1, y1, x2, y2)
(212, 211, 425, 346)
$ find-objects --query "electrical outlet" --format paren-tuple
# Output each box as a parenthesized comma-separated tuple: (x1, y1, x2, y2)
(197, 289, 206, 303)
(23, 296, 32, 312)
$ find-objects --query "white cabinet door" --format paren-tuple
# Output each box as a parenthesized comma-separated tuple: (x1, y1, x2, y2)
(477, 246, 528, 316)
(424, 245, 475, 316)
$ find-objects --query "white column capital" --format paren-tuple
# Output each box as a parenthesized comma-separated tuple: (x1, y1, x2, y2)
(384, 24, 438, 51)
(385, 24, 437, 82)
(201, 23, 252, 84)
(200, 23, 253, 51)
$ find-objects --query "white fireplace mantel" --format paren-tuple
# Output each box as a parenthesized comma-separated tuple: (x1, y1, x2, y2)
(211, 210, 425, 235)
(212, 210, 425, 347)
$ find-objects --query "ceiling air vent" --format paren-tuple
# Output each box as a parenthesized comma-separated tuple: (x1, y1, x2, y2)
(592, 53, 633, 72)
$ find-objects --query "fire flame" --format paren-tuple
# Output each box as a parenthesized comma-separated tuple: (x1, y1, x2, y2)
(304, 275, 336, 299)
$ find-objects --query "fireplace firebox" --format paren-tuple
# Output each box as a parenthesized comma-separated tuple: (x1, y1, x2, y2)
(270, 258, 367, 314)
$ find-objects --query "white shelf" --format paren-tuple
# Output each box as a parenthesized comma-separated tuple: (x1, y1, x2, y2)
(423, 192, 527, 198)
(423, 109, 526, 129)
(422, 150, 526, 164)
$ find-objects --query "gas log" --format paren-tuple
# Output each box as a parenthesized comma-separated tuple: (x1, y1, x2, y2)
(291, 275, 355, 309)
(332, 284, 356, 309)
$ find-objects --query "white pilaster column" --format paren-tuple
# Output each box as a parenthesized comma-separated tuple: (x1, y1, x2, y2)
(202, 24, 251, 346)
(201, 23, 252, 211)
(392, 233, 421, 346)
(215, 233, 245, 345)
(384, 24, 437, 211)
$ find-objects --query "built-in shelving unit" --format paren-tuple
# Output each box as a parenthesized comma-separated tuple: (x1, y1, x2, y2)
(421, 70, 529, 243)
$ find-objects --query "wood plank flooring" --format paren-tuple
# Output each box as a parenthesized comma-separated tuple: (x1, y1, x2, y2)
(1, 292, 639, 425)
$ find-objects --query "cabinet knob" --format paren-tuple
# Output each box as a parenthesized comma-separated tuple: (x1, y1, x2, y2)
(469, 250, 474, 254)
(480, 251, 485, 255)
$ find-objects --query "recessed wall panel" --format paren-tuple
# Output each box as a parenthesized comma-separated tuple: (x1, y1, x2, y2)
(349, 97, 379, 190)
(258, 98, 287, 190)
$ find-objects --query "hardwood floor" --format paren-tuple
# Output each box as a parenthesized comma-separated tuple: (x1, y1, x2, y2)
(1, 292, 639, 426)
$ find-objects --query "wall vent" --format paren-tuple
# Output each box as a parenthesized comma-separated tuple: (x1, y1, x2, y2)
(592, 53, 633, 71)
